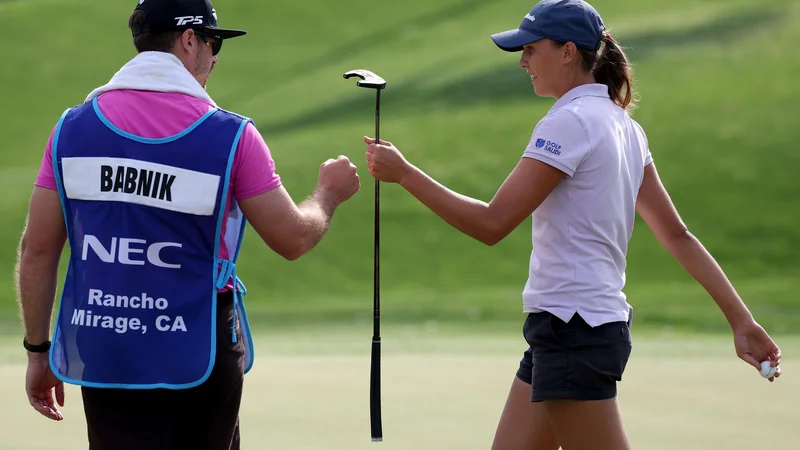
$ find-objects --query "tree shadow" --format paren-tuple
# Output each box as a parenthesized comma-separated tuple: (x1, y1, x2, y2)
(256, 7, 781, 136)
(223, 0, 490, 105)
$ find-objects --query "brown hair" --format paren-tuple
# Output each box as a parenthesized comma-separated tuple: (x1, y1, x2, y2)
(128, 10, 182, 53)
(553, 30, 636, 110)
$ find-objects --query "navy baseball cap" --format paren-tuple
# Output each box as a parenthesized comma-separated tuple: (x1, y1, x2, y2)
(490, 0, 604, 52)
(132, 0, 247, 39)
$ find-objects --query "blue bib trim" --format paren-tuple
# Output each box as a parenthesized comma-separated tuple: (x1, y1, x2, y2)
(91, 97, 219, 144)
(51, 108, 72, 227)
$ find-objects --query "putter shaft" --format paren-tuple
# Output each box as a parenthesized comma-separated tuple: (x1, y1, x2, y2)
(343, 69, 385, 442)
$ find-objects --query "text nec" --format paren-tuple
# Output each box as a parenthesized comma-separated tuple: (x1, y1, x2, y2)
(175, 15, 204, 26)
(81, 235, 182, 269)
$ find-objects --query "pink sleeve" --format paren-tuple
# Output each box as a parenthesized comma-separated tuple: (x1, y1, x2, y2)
(34, 126, 58, 190)
(231, 122, 282, 200)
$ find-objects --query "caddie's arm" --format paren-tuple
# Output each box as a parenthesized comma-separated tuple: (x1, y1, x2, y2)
(239, 156, 360, 261)
(16, 187, 67, 345)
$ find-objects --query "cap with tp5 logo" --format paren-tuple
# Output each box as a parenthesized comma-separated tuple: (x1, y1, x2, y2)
(490, 0, 604, 52)
(132, 0, 247, 39)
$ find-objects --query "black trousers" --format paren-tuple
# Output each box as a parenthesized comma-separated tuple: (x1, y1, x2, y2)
(81, 290, 245, 450)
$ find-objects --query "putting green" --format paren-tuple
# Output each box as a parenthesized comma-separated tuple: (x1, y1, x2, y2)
(0, 329, 796, 449)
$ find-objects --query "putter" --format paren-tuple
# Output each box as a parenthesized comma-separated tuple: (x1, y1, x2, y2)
(343, 69, 386, 443)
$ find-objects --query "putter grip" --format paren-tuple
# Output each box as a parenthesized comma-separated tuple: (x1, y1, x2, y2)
(370, 337, 382, 441)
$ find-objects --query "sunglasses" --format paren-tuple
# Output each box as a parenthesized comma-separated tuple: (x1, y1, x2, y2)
(195, 31, 223, 56)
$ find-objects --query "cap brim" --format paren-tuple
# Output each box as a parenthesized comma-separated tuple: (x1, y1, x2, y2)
(199, 27, 247, 39)
(490, 28, 544, 52)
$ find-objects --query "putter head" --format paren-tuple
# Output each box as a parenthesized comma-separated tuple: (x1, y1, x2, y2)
(343, 69, 386, 90)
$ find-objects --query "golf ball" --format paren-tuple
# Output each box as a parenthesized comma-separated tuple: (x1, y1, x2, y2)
(760, 360, 777, 378)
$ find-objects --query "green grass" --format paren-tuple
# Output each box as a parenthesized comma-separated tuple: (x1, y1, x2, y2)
(0, 0, 798, 334)
(0, 329, 798, 449)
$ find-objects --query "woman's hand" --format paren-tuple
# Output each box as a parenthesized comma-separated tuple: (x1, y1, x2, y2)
(732, 319, 782, 382)
(364, 136, 412, 184)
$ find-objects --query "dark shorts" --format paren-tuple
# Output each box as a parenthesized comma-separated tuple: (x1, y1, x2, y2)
(515, 309, 632, 402)
(81, 290, 245, 450)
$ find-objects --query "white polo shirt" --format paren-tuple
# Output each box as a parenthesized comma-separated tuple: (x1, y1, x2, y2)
(521, 84, 652, 327)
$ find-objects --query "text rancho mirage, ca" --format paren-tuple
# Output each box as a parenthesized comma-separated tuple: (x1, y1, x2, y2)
(72, 235, 187, 335)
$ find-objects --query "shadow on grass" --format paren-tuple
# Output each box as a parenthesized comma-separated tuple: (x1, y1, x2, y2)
(223, 0, 490, 105)
(256, 7, 781, 136)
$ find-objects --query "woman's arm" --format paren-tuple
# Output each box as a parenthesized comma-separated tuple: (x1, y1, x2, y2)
(636, 162, 781, 376)
(635, 163, 753, 327)
(365, 137, 565, 246)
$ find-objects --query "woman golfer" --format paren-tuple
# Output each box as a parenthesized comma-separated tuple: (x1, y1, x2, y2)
(363, 0, 782, 449)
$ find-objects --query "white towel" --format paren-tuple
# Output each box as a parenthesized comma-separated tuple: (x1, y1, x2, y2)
(85, 51, 216, 106)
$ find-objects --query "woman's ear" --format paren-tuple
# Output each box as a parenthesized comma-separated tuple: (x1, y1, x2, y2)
(561, 41, 578, 65)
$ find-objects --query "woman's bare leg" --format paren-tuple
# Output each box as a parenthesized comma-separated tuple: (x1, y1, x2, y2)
(544, 398, 630, 450)
(491, 377, 560, 450)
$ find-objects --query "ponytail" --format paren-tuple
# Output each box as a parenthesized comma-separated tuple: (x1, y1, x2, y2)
(554, 31, 636, 110)
(589, 31, 635, 110)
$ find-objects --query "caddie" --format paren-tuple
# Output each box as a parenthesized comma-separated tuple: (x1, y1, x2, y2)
(15, 0, 360, 448)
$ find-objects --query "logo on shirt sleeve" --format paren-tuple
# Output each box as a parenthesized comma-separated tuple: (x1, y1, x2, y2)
(535, 138, 562, 156)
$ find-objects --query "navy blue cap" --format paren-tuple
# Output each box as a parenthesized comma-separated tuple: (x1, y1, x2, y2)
(490, 0, 604, 52)
(132, 0, 247, 39)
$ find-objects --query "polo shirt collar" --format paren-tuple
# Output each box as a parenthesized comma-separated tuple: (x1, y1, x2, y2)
(549, 83, 609, 113)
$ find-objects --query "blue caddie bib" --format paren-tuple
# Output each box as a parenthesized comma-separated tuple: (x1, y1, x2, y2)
(49, 98, 255, 389)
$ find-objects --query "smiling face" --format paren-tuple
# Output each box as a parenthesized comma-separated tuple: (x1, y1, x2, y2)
(519, 38, 591, 99)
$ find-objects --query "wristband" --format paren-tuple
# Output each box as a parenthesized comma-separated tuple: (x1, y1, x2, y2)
(23, 337, 51, 353)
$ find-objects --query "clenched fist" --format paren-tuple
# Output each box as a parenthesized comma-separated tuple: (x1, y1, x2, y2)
(318, 155, 360, 205)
